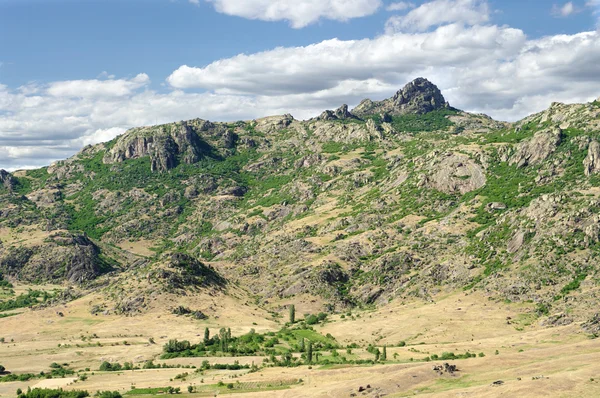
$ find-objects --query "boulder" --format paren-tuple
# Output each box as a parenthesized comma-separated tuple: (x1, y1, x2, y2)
(427, 153, 486, 195)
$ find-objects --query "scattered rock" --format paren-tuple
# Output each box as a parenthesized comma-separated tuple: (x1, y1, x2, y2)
(487, 202, 507, 211)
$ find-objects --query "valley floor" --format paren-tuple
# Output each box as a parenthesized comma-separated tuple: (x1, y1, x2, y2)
(1, 290, 599, 397)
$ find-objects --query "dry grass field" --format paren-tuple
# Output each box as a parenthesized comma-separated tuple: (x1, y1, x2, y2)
(2, 286, 600, 397)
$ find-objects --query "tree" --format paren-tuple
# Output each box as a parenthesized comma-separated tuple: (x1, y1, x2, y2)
(289, 304, 295, 324)
(375, 349, 381, 362)
(382, 345, 387, 361)
(187, 386, 194, 393)
(204, 327, 210, 344)
(307, 341, 313, 363)
(219, 328, 228, 353)
(299, 337, 305, 352)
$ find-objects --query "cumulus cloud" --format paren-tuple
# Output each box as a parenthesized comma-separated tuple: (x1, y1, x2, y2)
(168, 24, 526, 95)
(385, 0, 489, 33)
(204, 0, 382, 28)
(47, 73, 150, 98)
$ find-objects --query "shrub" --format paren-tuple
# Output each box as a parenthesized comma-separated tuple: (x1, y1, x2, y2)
(98, 362, 122, 372)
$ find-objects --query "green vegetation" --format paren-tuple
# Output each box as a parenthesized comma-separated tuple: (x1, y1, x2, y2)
(17, 389, 89, 398)
(366, 108, 458, 133)
(0, 289, 56, 312)
(1, 363, 74, 383)
(0, 272, 12, 289)
(289, 304, 295, 324)
(161, 325, 338, 359)
(426, 351, 478, 361)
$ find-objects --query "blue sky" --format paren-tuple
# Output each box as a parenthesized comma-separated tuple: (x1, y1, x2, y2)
(1, 0, 596, 89)
(1, 0, 599, 169)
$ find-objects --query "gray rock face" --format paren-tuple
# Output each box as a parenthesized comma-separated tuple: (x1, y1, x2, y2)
(0, 232, 109, 284)
(104, 120, 214, 172)
(316, 104, 358, 121)
(584, 140, 600, 176)
(426, 153, 486, 195)
(0, 170, 16, 191)
(510, 128, 562, 168)
(352, 78, 449, 116)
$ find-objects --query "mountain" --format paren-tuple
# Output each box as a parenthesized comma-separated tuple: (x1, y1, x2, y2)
(1, 78, 600, 327)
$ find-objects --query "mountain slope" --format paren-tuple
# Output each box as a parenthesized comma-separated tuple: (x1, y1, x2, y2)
(1, 78, 600, 328)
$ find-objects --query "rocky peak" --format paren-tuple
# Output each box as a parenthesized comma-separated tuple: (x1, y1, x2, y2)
(0, 169, 16, 191)
(352, 77, 450, 117)
(315, 104, 359, 121)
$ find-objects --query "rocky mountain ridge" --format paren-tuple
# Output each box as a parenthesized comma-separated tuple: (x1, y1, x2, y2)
(1, 78, 600, 328)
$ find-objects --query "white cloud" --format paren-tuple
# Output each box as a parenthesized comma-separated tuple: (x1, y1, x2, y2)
(387, 2, 415, 11)
(385, 0, 489, 33)
(168, 24, 526, 95)
(204, 0, 382, 28)
(552, 2, 576, 17)
(47, 74, 150, 98)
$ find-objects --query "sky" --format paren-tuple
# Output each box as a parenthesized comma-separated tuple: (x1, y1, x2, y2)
(0, 0, 599, 170)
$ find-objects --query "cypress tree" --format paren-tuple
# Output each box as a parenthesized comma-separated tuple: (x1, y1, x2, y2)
(289, 304, 295, 324)
(204, 327, 210, 344)
(299, 337, 305, 352)
(382, 345, 387, 361)
(307, 341, 313, 363)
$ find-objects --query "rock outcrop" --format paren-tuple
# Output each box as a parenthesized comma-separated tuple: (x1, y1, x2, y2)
(0, 232, 110, 284)
(0, 170, 16, 191)
(316, 104, 359, 121)
(584, 140, 600, 176)
(510, 128, 562, 168)
(352, 78, 449, 117)
(104, 120, 216, 172)
(148, 253, 226, 291)
(426, 153, 486, 195)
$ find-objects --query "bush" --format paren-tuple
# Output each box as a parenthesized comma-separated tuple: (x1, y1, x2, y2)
(98, 362, 122, 372)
